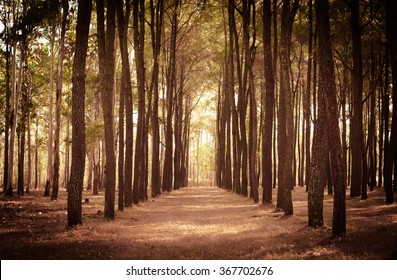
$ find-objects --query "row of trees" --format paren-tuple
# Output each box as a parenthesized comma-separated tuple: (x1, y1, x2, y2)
(1, 0, 397, 236)
(215, 0, 397, 237)
(1, 0, 216, 227)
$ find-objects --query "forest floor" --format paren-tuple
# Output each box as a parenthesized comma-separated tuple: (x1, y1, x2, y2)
(1, 185, 397, 259)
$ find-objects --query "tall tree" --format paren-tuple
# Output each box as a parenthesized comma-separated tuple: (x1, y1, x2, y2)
(132, 0, 147, 203)
(384, 0, 397, 204)
(17, 38, 28, 196)
(308, 41, 328, 228)
(116, 0, 132, 210)
(2, 4, 11, 194)
(350, 0, 366, 198)
(51, 0, 68, 200)
(97, 0, 117, 218)
(245, 0, 258, 202)
(44, 15, 55, 197)
(316, 0, 346, 236)
(262, 0, 275, 203)
(305, 0, 313, 189)
(115, 0, 134, 207)
(6, 1, 23, 196)
(277, 0, 299, 215)
(150, 0, 164, 197)
(67, 0, 92, 227)
(227, 0, 241, 194)
(162, 0, 179, 193)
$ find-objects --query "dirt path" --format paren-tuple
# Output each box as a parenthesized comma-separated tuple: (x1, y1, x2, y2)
(1, 186, 397, 259)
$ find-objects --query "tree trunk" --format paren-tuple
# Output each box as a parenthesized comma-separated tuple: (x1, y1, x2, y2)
(262, 0, 275, 203)
(26, 95, 32, 194)
(174, 67, 184, 190)
(162, 0, 179, 193)
(132, 0, 147, 203)
(6, 23, 24, 196)
(316, 0, 346, 236)
(3, 20, 11, 193)
(150, 0, 164, 197)
(35, 117, 39, 190)
(384, 0, 397, 204)
(44, 18, 55, 197)
(308, 74, 327, 227)
(18, 47, 27, 196)
(67, 0, 92, 227)
(63, 107, 70, 189)
(277, 0, 298, 215)
(350, 0, 365, 198)
(116, 0, 132, 210)
(52, 0, 68, 200)
(97, 0, 116, 218)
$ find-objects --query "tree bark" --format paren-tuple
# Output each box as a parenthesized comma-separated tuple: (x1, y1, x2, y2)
(44, 18, 55, 197)
(316, 0, 346, 236)
(277, 0, 298, 215)
(150, 0, 164, 197)
(350, 0, 365, 198)
(262, 0, 275, 203)
(52, 0, 68, 200)
(384, 0, 397, 203)
(132, 0, 147, 203)
(97, 0, 117, 218)
(116, 0, 132, 210)
(67, 0, 92, 227)
(305, 0, 313, 190)
(162, 0, 179, 193)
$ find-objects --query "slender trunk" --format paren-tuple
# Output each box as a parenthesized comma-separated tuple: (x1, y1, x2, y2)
(26, 97, 32, 194)
(35, 117, 39, 190)
(150, 0, 164, 197)
(132, 0, 147, 202)
(272, 0, 278, 191)
(18, 45, 27, 196)
(52, 0, 68, 200)
(63, 107, 70, 189)
(6, 26, 23, 196)
(227, 2, 240, 194)
(262, 0, 275, 203)
(3, 23, 11, 193)
(162, 0, 179, 193)
(116, 0, 132, 210)
(350, 0, 365, 198)
(305, 0, 312, 190)
(97, 0, 117, 218)
(385, 0, 397, 203)
(45, 19, 55, 197)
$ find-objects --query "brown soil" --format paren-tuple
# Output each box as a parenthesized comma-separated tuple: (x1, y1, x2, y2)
(1, 186, 397, 259)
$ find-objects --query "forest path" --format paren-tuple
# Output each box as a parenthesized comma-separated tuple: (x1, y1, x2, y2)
(1, 186, 397, 259)
(88, 186, 300, 259)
